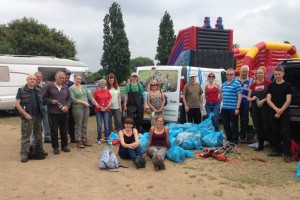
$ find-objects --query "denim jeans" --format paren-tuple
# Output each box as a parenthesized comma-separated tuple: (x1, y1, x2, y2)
(205, 102, 220, 131)
(221, 109, 239, 144)
(118, 146, 143, 160)
(95, 111, 110, 140)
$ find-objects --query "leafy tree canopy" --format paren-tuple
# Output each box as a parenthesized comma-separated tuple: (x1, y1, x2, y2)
(0, 17, 76, 59)
(129, 57, 154, 72)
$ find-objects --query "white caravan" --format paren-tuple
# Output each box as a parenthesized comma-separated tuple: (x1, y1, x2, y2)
(136, 65, 226, 123)
(0, 55, 89, 111)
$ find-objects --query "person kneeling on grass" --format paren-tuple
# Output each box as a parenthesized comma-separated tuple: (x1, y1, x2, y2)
(145, 116, 170, 170)
(118, 117, 146, 169)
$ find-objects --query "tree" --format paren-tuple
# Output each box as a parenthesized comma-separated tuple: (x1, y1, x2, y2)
(155, 11, 176, 65)
(100, 2, 131, 83)
(130, 57, 154, 72)
(0, 17, 76, 59)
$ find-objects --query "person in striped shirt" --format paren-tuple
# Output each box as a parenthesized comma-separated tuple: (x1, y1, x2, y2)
(221, 68, 242, 144)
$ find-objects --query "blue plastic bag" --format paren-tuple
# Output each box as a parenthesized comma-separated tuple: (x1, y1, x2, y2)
(202, 131, 224, 147)
(198, 113, 215, 131)
(166, 146, 186, 163)
(107, 132, 120, 146)
(138, 132, 150, 154)
(184, 150, 195, 158)
(296, 161, 300, 178)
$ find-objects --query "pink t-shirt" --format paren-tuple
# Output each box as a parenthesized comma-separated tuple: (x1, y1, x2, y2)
(93, 89, 112, 112)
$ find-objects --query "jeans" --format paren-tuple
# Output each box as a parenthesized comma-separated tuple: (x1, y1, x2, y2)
(20, 116, 43, 157)
(48, 113, 69, 149)
(205, 102, 220, 131)
(221, 109, 239, 144)
(187, 108, 202, 124)
(31, 105, 51, 143)
(95, 111, 110, 140)
(73, 106, 90, 141)
(118, 146, 143, 160)
(109, 108, 123, 132)
(238, 104, 250, 140)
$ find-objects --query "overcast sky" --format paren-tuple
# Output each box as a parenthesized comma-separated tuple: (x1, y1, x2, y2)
(1, 0, 299, 72)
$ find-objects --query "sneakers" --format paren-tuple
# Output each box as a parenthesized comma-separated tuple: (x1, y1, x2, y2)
(267, 151, 281, 157)
(61, 146, 71, 152)
(53, 148, 60, 154)
(21, 156, 28, 163)
(283, 155, 291, 163)
(254, 146, 264, 151)
(82, 140, 92, 146)
(140, 156, 147, 168)
(133, 156, 141, 169)
(77, 140, 84, 148)
(98, 140, 102, 145)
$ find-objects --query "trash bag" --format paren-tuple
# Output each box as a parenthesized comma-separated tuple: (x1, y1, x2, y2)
(175, 132, 202, 150)
(169, 137, 177, 147)
(166, 146, 186, 163)
(169, 128, 183, 138)
(198, 112, 215, 131)
(184, 150, 195, 158)
(202, 131, 224, 147)
(166, 122, 194, 130)
(297, 161, 300, 178)
(138, 132, 150, 154)
(107, 132, 120, 146)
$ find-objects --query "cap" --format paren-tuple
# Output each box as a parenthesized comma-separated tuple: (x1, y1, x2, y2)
(189, 72, 196, 77)
(131, 72, 138, 77)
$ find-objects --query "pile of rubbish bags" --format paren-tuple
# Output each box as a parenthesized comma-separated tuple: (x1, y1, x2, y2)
(108, 113, 225, 163)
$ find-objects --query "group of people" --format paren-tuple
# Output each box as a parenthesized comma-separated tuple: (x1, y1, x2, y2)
(16, 64, 292, 166)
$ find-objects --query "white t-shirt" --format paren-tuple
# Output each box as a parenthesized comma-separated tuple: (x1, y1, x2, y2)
(109, 87, 120, 109)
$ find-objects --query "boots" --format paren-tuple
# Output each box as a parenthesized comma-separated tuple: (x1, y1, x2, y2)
(133, 156, 141, 169)
(152, 154, 165, 171)
(77, 140, 84, 148)
(82, 139, 92, 146)
(140, 156, 147, 168)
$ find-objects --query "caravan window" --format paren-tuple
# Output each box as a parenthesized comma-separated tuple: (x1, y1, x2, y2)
(0, 66, 9, 82)
(38, 67, 66, 82)
(138, 70, 178, 92)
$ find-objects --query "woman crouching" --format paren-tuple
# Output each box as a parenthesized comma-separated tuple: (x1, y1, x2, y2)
(146, 116, 170, 170)
(118, 117, 146, 169)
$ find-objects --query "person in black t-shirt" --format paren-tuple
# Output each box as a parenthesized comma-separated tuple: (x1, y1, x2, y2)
(267, 66, 292, 162)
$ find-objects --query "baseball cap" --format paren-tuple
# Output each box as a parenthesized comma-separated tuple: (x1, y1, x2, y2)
(189, 72, 196, 77)
(131, 72, 138, 77)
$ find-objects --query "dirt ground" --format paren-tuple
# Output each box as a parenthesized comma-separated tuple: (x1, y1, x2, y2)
(0, 113, 300, 200)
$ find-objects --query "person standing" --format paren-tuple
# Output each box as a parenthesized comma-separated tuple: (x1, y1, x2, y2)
(43, 71, 72, 154)
(123, 72, 146, 133)
(70, 74, 97, 148)
(267, 66, 292, 162)
(93, 79, 112, 144)
(106, 73, 123, 132)
(182, 72, 203, 124)
(147, 80, 165, 126)
(221, 68, 242, 144)
(247, 67, 271, 151)
(15, 74, 46, 163)
(146, 116, 170, 170)
(64, 70, 76, 143)
(204, 72, 222, 131)
(235, 65, 253, 142)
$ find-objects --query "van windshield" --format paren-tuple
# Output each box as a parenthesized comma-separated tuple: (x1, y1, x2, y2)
(138, 70, 178, 92)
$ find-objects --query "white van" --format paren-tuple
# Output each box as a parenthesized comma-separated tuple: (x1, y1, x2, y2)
(0, 55, 89, 111)
(136, 65, 226, 124)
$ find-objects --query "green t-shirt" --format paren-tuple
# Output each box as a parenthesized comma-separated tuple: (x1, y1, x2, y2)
(70, 85, 93, 108)
(109, 87, 120, 109)
(124, 83, 144, 94)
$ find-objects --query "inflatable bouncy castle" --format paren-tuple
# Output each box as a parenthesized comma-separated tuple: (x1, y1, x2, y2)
(167, 17, 234, 69)
(234, 42, 300, 77)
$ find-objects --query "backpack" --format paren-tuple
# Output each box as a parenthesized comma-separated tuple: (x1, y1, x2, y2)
(99, 148, 120, 169)
(28, 145, 46, 160)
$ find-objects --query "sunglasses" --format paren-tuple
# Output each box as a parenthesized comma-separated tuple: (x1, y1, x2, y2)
(208, 75, 215, 78)
(226, 74, 234, 76)
(150, 84, 157, 86)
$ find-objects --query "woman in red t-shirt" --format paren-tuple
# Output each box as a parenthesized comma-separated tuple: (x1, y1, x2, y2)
(93, 79, 112, 144)
(204, 73, 222, 131)
(247, 67, 272, 151)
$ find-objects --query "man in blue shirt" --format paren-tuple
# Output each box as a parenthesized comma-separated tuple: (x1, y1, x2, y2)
(221, 68, 242, 144)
